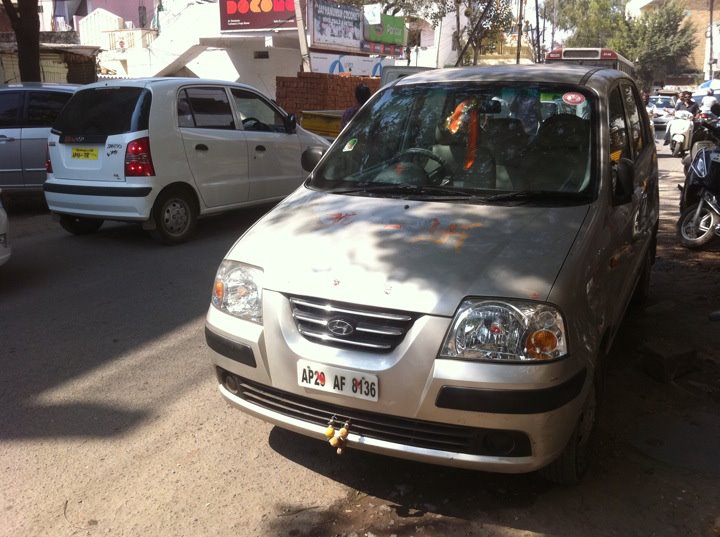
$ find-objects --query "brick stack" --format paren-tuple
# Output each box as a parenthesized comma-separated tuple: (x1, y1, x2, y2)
(276, 72, 381, 116)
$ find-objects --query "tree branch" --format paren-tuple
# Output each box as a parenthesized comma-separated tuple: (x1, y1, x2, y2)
(1, 0, 19, 25)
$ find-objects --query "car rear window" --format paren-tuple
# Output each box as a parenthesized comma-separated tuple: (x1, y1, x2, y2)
(26, 91, 74, 127)
(52, 87, 151, 135)
(0, 92, 21, 127)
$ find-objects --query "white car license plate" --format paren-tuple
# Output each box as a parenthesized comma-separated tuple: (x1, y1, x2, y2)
(71, 147, 98, 160)
(297, 359, 378, 402)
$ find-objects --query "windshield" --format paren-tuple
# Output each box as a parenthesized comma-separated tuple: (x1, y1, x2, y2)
(649, 96, 674, 108)
(309, 82, 595, 203)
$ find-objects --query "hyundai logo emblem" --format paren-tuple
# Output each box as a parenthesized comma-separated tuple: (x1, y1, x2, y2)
(327, 318, 354, 337)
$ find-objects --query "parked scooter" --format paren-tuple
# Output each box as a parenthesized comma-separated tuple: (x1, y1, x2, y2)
(677, 145, 720, 248)
(668, 110, 695, 157)
(682, 119, 720, 176)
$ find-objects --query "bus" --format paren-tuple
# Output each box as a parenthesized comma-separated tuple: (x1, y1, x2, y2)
(545, 47, 635, 76)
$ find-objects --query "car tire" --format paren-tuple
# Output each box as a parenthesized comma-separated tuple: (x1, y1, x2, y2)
(59, 215, 104, 235)
(539, 372, 598, 485)
(677, 203, 717, 249)
(150, 187, 197, 245)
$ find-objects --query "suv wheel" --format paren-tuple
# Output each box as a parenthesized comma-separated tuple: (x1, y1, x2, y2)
(151, 188, 197, 245)
(59, 215, 104, 235)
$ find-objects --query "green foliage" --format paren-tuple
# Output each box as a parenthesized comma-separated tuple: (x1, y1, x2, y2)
(458, 0, 514, 65)
(608, 1, 697, 89)
(560, 0, 626, 47)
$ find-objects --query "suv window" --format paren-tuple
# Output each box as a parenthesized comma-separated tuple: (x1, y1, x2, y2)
(26, 91, 73, 127)
(0, 92, 21, 127)
(53, 87, 151, 135)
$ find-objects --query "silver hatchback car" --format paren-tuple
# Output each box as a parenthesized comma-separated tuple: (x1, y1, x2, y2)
(205, 65, 659, 484)
(0, 83, 78, 193)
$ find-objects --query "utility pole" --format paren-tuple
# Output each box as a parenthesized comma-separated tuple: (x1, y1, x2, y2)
(294, 0, 311, 72)
(515, 0, 524, 64)
(551, 0, 557, 50)
(535, 0, 541, 62)
(711, 0, 715, 80)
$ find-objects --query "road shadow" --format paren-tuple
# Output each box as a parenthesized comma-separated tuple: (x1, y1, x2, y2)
(0, 201, 273, 442)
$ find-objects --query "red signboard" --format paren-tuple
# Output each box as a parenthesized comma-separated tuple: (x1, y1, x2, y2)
(221, 0, 306, 31)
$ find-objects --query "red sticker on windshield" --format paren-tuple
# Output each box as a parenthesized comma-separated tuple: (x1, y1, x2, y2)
(562, 92, 586, 105)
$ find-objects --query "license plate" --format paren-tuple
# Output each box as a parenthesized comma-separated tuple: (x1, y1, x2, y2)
(297, 359, 378, 401)
(71, 147, 98, 160)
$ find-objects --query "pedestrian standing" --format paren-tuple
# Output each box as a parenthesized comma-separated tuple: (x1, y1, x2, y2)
(341, 83, 371, 129)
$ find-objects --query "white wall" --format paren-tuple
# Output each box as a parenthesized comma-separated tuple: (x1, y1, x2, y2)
(184, 47, 301, 98)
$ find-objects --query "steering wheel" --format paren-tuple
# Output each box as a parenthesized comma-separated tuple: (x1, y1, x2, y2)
(392, 148, 448, 183)
(242, 117, 270, 132)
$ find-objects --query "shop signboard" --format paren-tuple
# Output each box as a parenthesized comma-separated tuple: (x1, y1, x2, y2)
(364, 13, 405, 46)
(311, 0, 362, 49)
(220, 0, 305, 31)
(309, 52, 393, 76)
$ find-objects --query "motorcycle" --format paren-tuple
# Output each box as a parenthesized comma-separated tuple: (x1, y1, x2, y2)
(668, 110, 695, 157)
(682, 119, 720, 176)
(677, 145, 720, 248)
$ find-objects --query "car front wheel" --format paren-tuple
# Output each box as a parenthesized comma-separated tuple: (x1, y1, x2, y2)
(150, 188, 197, 245)
(539, 371, 599, 485)
(59, 215, 104, 235)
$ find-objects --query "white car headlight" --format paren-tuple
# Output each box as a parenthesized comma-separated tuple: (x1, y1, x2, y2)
(211, 260, 263, 323)
(440, 300, 567, 362)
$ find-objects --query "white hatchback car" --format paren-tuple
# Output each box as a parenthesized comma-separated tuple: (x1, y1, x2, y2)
(45, 78, 330, 244)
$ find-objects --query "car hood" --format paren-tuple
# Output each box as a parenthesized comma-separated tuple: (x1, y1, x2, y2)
(229, 188, 590, 316)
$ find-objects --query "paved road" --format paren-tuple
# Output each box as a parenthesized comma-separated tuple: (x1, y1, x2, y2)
(1, 145, 718, 537)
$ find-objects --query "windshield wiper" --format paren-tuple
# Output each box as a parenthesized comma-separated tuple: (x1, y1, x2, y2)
(330, 183, 474, 199)
(485, 190, 592, 203)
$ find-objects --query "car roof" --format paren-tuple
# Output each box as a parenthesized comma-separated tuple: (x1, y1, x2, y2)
(78, 77, 264, 94)
(0, 82, 80, 92)
(391, 64, 633, 94)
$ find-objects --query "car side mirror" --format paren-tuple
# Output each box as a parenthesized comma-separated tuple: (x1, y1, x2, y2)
(284, 113, 297, 134)
(612, 157, 634, 205)
(302, 146, 325, 172)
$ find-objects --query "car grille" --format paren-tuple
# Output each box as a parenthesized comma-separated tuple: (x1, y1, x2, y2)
(288, 295, 416, 353)
(221, 372, 531, 457)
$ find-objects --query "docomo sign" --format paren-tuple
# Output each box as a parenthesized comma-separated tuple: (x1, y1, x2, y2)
(225, 0, 294, 15)
(221, 0, 305, 31)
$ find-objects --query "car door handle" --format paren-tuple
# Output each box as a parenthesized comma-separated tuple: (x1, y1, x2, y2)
(195, 144, 208, 151)
(255, 145, 266, 152)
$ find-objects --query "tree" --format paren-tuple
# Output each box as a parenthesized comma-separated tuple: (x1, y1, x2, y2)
(454, 0, 514, 65)
(1, 0, 41, 82)
(609, 1, 696, 90)
(556, 0, 626, 47)
(340, 0, 515, 65)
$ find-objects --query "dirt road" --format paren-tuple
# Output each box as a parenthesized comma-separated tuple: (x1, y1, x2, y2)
(1, 144, 719, 537)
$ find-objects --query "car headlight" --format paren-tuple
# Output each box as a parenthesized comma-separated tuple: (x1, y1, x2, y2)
(211, 260, 263, 323)
(439, 299, 567, 362)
